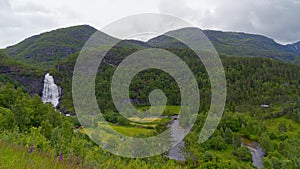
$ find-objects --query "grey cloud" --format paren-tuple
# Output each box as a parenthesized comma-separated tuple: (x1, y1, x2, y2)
(0, 0, 10, 8)
(158, 0, 300, 44)
(1, 0, 300, 48)
(0, 6, 53, 47)
(0, 0, 81, 48)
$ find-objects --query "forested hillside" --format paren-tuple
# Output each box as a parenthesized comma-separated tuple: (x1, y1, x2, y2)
(148, 28, 300, 64)
(3, 25, 300, 67)
(3, 25, 98, 67)
(0, 25, 299, 168)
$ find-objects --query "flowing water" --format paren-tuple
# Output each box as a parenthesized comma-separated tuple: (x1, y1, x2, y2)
(166, 116, 187, 161)
(241, 137, 265, 169)
(42, 73, 61, 107)
(165, 117, 265, 167)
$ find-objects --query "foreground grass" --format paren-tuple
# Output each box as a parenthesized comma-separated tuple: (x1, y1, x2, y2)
(0, 141, 78, 169)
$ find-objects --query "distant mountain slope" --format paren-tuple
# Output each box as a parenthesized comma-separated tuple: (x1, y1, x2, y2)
(286, 41, 300, 55)
(3, 25, 300, 66)
(204, 30, 299, 62)
(147, 28, 300, 64)
(3, 25, 99, 67)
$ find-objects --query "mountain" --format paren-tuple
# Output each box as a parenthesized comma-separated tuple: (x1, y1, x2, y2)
(3, 25, 300, 67)
(147, 28, 300, 64)
(3, 25, 98, 67)
(286, 41, 300, 55)
(1, 25, 300, 168)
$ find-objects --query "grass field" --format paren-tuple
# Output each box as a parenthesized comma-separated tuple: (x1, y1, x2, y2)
(128, 116, 171, 126)
(137, 105, 181, 116)
(82, 122, 156, 143)
(81, 106, 181, 143)
(0, 141, 77, 169)
(111, 125, 154, 137)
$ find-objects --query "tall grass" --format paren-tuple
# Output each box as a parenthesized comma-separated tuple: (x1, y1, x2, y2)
(0, 141, 81, 169)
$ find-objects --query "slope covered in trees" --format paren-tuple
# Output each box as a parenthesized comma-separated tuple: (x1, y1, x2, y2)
(3, 25, 98, 67)
(3, 25, 300, 67)
(148, 28, 300, 64)
(0, 25, 299, 168)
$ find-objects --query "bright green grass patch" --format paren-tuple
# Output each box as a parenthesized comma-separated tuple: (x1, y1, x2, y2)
(128, 116, 171, 126)
(265, 116, 300, 137)
(111, 124, 154, 137)
(82, 125, 115, 143)
(137, 105, 181, 116)
(129, 122, 157, 128)
(128, 117, 162, 123)
(82, 122, 155, 142)
(0, 141, 76, 169)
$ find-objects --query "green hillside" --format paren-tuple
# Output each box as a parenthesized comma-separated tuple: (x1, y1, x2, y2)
(0, 25, 299, 168)
(147, 28, 300, 64)
(0, 57, 299, 168)
(3, 25, 300, 68)
(3, 25, 98, 67)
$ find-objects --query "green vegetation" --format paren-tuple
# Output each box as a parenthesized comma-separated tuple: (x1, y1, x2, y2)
(0, 25, 299, 168)
(0, 141, 74, 169)
(111, 124, 154, 137)
(137, 105, 181, 116)
(3, 25, 98, 67)
(3, 25, 300, 69)
(148, 28, 300, 64)
(84, 122, 155, 138)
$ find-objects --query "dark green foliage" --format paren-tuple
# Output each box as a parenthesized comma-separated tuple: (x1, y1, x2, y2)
(224, 128, 234, 144)
(232, 146, 252, 161)
(0, 85, 63, 132)
(0, 25, 300, 168)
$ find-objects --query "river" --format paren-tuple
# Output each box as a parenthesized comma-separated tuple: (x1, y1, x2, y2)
(241, 137, 265, 169)
(165, 116, 265, 168)
(166, 116, 186, 161)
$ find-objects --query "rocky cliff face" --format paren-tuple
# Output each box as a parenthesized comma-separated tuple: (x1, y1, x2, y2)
(0, 66, 21, 74)
(0, 66, 44, 96)
(8, 74, 44, 96)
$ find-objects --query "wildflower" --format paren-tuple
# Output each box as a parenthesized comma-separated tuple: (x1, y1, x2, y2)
(28, 143, 34, 154)
(59, 150, 63, 162)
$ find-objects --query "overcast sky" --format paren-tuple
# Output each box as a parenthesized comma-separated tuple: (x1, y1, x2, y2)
(1, 0, 300, 48)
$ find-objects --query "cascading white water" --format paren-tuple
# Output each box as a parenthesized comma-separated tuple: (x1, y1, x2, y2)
(42, 73, 61, 107)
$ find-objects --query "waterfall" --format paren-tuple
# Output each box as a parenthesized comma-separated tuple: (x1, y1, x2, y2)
(42, 73, 61, 107)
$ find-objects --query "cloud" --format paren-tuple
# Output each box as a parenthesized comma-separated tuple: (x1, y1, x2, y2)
(1, 0, 299, 48)
(0, 0, 85, 48)
(158, 0, 300, 44)
(0, 0, 161, 48)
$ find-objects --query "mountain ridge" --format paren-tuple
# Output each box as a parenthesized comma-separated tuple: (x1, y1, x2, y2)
(2, 24, 300, 66)
(147, 27, 300, 63)
(3, 25, 98, 67)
